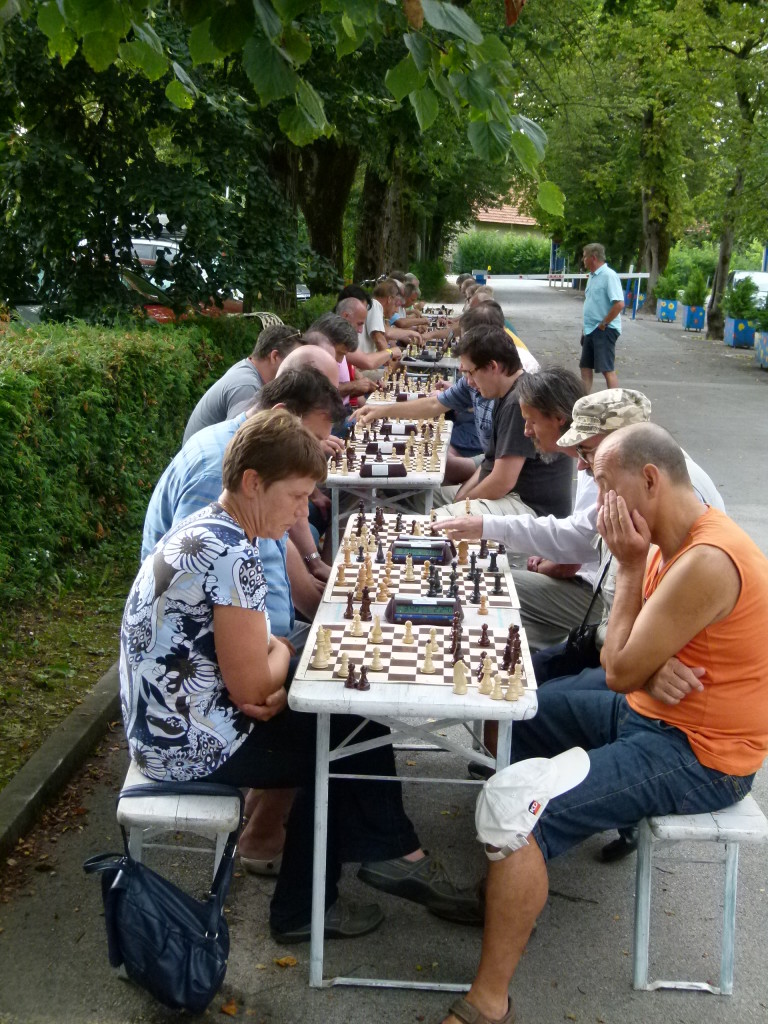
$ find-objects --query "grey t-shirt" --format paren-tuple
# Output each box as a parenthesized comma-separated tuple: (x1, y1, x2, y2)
(479, 379, 574, 518)
(183, 358, 263, 444)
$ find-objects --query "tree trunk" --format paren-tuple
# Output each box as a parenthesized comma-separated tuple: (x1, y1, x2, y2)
(354, 144, 396, 282)
(707, 219, 736, 341)
(297, 138, 360, 287)
(425, 213, 445, 262)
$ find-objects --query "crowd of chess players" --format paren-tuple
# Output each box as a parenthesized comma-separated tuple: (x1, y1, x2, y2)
(122, 274, 768, 1024)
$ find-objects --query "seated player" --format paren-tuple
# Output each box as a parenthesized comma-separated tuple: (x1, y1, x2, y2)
(182, 323, 303, 444)
(432, 325, 573, 520)
(440, 423, 768, 1024)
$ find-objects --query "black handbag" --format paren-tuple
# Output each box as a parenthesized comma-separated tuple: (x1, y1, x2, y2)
(563, 557, 613, 671)
(84, 782, 243, 1014)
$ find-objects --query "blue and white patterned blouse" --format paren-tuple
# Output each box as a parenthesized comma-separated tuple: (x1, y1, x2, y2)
(120, 503, 269, 781)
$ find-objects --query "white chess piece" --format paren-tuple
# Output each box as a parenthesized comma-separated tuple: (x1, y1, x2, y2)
(369, 614, 383, 644)
(429, 627, 439, 654)
(370, 646, 383, 671)
(478, 655, 493, 695)
(311, 627, 330, 669)
(335, 652, 350, 678)
(404, 554, 415, 582)
(490, 673, 504, 700)
(504, 672, 519, 702)
(421, 644, 436, 674)
(452, 659, 468, 695)
(403, 620, 415, 644)
(351, 612, 364, 637)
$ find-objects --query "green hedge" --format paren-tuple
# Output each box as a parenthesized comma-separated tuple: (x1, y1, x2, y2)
(0, 317, 258, 603)
(454, 231, 550, 275)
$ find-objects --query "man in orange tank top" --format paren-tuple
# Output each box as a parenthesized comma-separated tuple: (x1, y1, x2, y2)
(440, 422, 768, 1024)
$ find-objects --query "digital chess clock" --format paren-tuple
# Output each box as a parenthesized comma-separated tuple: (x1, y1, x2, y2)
(390, 536, 455, 565)
(379, 422, 417, 436)
(384, 595, 463, 626)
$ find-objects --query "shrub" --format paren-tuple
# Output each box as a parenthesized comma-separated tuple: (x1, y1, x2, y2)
(681, 268, 707, 307)
(288, 294, 338, 332)
(409, 260, 446, 300)
(454, 231, 550, 275)
(0, 319, 250, 603)
(653, 273, 680, 301)
(722, 277, 759, 321)
(753, 295, 768, 333)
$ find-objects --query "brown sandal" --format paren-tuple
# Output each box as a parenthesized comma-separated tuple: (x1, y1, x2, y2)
(446, 995, 515, 1024)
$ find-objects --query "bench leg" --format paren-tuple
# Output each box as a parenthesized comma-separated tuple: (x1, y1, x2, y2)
(720, 841, 739, 996)
(632, 819, 653, 991)
(214, 832, 229, 878)
(127, 826, 144, 863)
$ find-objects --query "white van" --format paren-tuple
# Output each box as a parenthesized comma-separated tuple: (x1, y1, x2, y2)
(727, 270, 768, 304)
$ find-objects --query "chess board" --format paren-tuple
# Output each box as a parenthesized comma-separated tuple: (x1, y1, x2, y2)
(341, 513, 513, 562)
(327, 419, 450, 480)
(297, 620, 528, 693)
(324, 558, 515, 608)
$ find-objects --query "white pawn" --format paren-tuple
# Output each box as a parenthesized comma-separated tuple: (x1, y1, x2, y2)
(403, 620, 415, 644)
(341, 458, 349, 476)
(421, 643, 436, 674)
(452, 659, 469, 695)
(478, 655, 493, 695)
(404, 554, 415, 582)
(490, 674, 504, 700)
(370, 646, 383, 671)
(337, 564, 346, 588)
(504, 672, 519, 702)
(351, 612, 364, 637)
(429, 627, 439, 654)
(512, 663, 524, 697)
(335, 651, 350, 678)
(415, 448, 425, 471)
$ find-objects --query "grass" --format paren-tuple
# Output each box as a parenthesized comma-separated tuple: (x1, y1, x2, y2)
(0, 541, 137, 792)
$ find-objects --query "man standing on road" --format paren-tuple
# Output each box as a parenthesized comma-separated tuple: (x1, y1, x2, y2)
(580, 242, 624, 392)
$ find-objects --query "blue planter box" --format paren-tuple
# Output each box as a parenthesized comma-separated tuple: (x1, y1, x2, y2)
(755, 331, 768, 369)
(624, 287, 645, 312)
(723, 317, 755, 348)
(680, 305, 705, 331)
(657, 299, 677, 322)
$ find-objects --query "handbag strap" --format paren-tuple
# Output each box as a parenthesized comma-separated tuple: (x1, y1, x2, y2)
(577, 555, 612, 630)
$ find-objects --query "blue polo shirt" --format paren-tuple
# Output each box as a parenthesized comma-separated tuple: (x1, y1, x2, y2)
(436, 375, 494, 455)
(141, 414, 294, 637)
(583, 263, 624, 335)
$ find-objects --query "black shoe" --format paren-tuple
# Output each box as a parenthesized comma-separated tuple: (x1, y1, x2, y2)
(467, 761, 495, 782)
(599, 830, 638, 863)
(270, 896, 384, 944)
(358, 854, 482, 924)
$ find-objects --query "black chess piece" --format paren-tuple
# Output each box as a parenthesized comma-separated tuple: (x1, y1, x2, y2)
(357, 665, 370, 691)
(427, 576, 437, 598)
(358, 500, 365, 517)
(343, 592, 354, 620)
(376, 540, 385, 563)
(375, 450, 383, 463)
(497, 543, 506, 555)
(452, 642, 463, 665)
(488, 551, 498, 573)
(479, 538, 488, 559)
(357, 545, 365, 563)
(471, 574, 481, 604)
(360, 587, 372, 621)
(466, 551, 477, 580)
(395, 512, 403, 531)
(433, 569, 443, 595)
(493, 571, 502, 595)
(479, 624, 491, 648)
(363, 429, 370, 443)
(345, 663, 358, 689)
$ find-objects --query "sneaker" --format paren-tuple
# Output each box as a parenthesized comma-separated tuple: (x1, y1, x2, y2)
(270, 896, 384, 944)
(357, 854, 482, 925)
(598, 829, 639, 863)
(467, 761, 495, 782)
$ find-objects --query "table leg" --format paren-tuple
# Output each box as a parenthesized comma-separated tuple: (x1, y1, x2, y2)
(331, 488, 340, 560)
(309, 712, 331, 988)
(495, 720, 513, 770)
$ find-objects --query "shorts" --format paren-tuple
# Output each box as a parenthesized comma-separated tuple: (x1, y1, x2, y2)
(580, 326, 619, 373)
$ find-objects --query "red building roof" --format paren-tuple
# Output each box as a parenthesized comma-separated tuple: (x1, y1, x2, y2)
(475, 203, 538, 227)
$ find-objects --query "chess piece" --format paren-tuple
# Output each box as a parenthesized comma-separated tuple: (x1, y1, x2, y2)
(403, 620, 415, 644)
(404, 554, 415, 582)
(376, 578, 389, 601)
(370, 646, 383, 671)
(452, 659, 469, 695)
(365, 557, 374, 586)
(351, 612, 364, 637)
(337, 564, 346, 589)
(376, 539, 385, 564)
(478, 595, 489, 615)
(341, 458, 348, 476)
(421, 558, 431, 581)
(414, 448, 424, 471)
(503, 672, 519, 702)
(357, 665, 370, 691)
(345, 663, 358, 689)
(479, 624, 491, 647)
(493, 572, 503, 596)
(471, 574, 482, 605)
(395, 512, 403, 531)
(465, 498, 471, 514)
(511, 663, 524, 697)
(413, 519, 422, 536)
(429, 627, 439, 654)
(311, 628, 330, 669)
(421, 644, 436, 674)
(335, 652, 350, 678)
(430, 508, 437, 524)
(478, 655, 493, 695)
(369, 614, 384, 644)
(488, 551, 498, 573)
(429, 446, 440, 471)
(356, 544, 365, 563)
(360, 587, 372, 621)
(479, 538, 488, 559)
(386, 549, 394, 568)
(490, 674, 504, 700)
(457, 540, 469, 566)
(343, 592, 354, 620)
(344, 545, 352, 568)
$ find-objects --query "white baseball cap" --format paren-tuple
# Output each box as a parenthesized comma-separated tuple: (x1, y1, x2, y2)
(475, 747, 590, 860)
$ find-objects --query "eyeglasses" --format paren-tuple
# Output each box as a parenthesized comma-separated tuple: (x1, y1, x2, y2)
(576, 443, 599, 462)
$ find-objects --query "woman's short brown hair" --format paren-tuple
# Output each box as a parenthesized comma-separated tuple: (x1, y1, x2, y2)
(222, 408, 328, 491)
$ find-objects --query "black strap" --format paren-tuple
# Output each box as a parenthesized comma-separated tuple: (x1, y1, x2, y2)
(577, 555, 612, 630)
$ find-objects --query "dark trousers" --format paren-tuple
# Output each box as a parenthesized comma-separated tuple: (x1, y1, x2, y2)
(207, 707, 420, 930)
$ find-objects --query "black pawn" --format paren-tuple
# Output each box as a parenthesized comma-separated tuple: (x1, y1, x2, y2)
(363, 429, 370, 443)
(357, 544, 365, 562)
(360, 588, 372, 621)
(343, 592, 354, 619)
(497, 543, 506, 555)
(375, 450, 383, 462)
(345, 663, 357, 689)
(433, 569, 443, 595)
(479, 624, 491, 648)
(357, 665, 370, 691)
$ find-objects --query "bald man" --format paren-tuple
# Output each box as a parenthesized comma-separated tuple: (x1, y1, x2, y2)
(276, 343, 339, 386)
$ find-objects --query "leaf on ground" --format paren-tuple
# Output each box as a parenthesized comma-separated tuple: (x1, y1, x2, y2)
(220, 998, 238, 1015)
(274, 955, 298, 967)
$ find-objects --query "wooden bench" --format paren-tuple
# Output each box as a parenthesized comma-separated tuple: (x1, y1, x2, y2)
(633, 793, 768, 995)
(116, 762, 242, 880)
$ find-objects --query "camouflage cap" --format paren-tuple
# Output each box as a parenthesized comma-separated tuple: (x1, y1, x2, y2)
(557, 389, 651, 447)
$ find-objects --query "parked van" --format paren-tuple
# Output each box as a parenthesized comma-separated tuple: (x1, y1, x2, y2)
(727, 270, 768, 304)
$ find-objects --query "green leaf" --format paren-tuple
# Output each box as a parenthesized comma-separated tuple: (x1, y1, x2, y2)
(166, 79, 195, 109)
(471, 33, 509, 63)
(178, 0, 211, 28)
(81, 30, 119, 71)
(253, 0, 282, 40)
(450, 67, 492, 111)
(430, 69, 461, 114)
(537, 180, 565, 218)
(189, 19, 223, 65)
(510, 115, 547, 160)
(62, 0, 126, 37)
(409, 85, 439, 130)
(278, 102, 322, 146)
(133, 22, 163, 56)
(272, 0, 312, 18)
(385, 53, 426, 103)
(334, 15, 365, 56)
(467, 119, 512, 163)
(404, 30, 431, 71)
(209, 0, 254, 54)
(243, 34, 298, 102)
(118, 39, 167, 79)
(341, 12, 354, 36)
(296, 78, 327, 128)
(281, 23, 311, 65)
(420, 0, 483, 44)
(45, 28, 77, 64)
(509, 129, 540, 175)
(37, 1, 65, 39)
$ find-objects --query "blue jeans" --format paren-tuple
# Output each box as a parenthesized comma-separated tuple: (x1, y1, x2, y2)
(510, 690, 754, 862)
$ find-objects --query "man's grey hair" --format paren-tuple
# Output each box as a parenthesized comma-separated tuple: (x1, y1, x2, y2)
(335, 296, 365, 319)
(516, 367, 587, 431)
(461, 301, 504, 330)
(606, 423, 691, 485)
(583, 242, 606, 261)
(251, 323, 303, 360)
(308, 312, 358, 352)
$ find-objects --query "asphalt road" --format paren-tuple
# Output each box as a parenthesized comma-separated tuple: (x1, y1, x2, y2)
(0, 279, 766, 1024)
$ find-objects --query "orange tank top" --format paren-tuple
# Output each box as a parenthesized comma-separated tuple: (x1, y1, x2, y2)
(627, 507, 768, 775)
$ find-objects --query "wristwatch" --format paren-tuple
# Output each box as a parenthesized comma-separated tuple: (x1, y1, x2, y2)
(304, 552, 321, 566)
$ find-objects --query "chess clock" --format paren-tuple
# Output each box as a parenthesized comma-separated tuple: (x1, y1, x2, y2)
(364, 441, 406, 455)
(389, 536, 455, 565)
(384, 595, 463, 626)
(379, 422, 418, 436)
